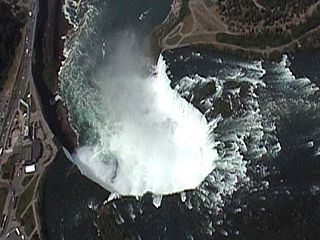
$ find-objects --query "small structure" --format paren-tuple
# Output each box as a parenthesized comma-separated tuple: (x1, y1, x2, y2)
(49, 94, 62, 106)
(24, 164, 35, 174)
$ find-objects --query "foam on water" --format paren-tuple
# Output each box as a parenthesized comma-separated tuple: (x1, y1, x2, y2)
(59, 1, 304, 237)
(59, 1, 320, 233)
(172, 59, 273, 215)
(59, 0, 272, 207)
(59, 0, 251, 202)
(71, 55, 218, 196)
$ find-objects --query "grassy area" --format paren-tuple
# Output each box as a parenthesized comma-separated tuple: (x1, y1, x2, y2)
(22, 175, 34, 187)
(299, 27, 320, 50)
(291, 4, 320, 38)
(166, 34, 182, 45)
(16, 177, 37, 217)
(217, 0, 318, 28)
(181, 15, 194, 34)
(216, 30, 292, 49)
(215, 3, 320, 50)
(31, 233, 40, 240)
(148, 0, 191, 59)
(31, 95, 37, 113)
(180, 33, 216, 45)
(0, 2, 26, 91)
(0, 187, 8, 216)
(35, 166, 49, 240)
(1, 155, 17, 180)
(156, 0, 320, 59)
(22, 206, 36, 236)
(13, 195, 18, 209)
(178, 0, 191, 23)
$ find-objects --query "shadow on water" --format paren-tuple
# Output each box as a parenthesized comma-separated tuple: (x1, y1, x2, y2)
(43, 149, 108, 240)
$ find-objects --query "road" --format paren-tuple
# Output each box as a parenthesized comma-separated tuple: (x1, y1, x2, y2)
(0, 0, 38, 151)
(0, 0, 39, 239)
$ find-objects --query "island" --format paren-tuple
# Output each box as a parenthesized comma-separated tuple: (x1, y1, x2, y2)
(150, 0, 320, 59)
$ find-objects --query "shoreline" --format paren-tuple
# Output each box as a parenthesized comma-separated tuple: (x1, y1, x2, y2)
(35, 0, 320, 156)
(33, 0, 78, 153)
(38, 0, 320, 158)
(155, 0, 320, 61)
(159, 29, 320, 61)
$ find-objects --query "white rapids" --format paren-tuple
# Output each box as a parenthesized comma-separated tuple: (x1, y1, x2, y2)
(59, 0, 252, 209)
(72, 55, 218, 197)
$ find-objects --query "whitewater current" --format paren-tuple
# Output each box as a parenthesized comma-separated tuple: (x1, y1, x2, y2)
(59, 0, 270, 207)
(74, 54, 219, 196)
(58, 0, 320, 238)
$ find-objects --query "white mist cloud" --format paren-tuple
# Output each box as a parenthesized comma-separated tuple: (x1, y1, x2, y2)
(72, 32, 218, 196)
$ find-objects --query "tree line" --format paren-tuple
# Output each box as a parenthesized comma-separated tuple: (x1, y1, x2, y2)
(0, 1, 26, 91)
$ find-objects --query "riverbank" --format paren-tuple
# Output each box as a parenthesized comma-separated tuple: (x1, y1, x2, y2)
(32, 1, 128, 239)
(33, 0, 78, 152)
(32, 0, 81, 237)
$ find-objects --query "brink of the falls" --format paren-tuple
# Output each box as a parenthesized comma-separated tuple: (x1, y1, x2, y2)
(72, 55, 218, 197)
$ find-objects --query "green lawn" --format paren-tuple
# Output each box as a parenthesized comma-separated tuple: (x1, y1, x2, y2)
(1, 155, 16, 180)
(22, 175, 34, 187)
(16, 177, 37, 217)
(22, 206, 35, 236)
(0, 187, 8, 216)
(31, 233, 40, 240)
(31, 95, 37, 113)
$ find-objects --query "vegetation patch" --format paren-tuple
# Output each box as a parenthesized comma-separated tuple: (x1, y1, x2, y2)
(0, 2, 26, 91)
(181, 15, 194, 34)
(291, 4, 320, 38)
(178, 0, 191, 23)
(299, 27, 320, 50)
(167, 34, 182, 45)
(13, 195, 19, 209)
(22, 175, 34, 187)
(1, 155, 17, 180)
(212, 0, 320, 51)
(216, 30, 292, 49)
(157, 0, 320, 59)
(31, 232, 40, 240)
(16, 177, 38, 217)
(36, 166, 50, 240)
(217, 0, 319, 29)
(22, 206, 36, 236)
(31, 95, 37, 113)
(0, 187, 8, 216)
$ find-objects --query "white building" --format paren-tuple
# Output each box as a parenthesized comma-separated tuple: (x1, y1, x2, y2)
(24, 164, 36, 174)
